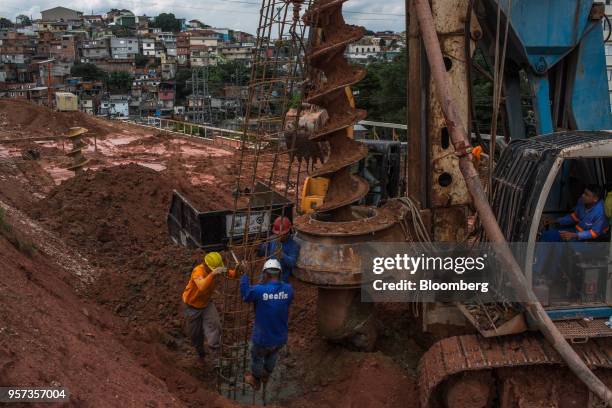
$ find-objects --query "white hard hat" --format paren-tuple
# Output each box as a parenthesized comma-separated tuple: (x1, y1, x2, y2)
(263, 259, 282, 274)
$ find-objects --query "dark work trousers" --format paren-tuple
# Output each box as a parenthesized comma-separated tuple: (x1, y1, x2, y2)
(184, 302, 220, 359)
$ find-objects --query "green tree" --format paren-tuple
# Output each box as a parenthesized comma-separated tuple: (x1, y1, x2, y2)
(16, 14, 31, 26)
(134, 54, 149, 68)
(375, 52, 407, 123)
(352, 63, 381, 115)
(151, 13, 181, 32)
(107, 72, 133, 93)
(0, 17, 13, 28)
(71, 63, 108, 81)
(353, 51, 407, 124)
(175, 68, 192, 103)
(208, 61, 250, 94)
(469, 49, 497, 136)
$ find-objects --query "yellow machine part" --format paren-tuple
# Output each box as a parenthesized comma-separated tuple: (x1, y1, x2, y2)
(300, 176, 330, 214)
(297, 86, 352, 214)
(345, 86, 355, 139)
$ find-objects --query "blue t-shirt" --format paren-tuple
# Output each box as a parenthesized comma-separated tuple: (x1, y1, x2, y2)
(258, 237, 300, 282)
(240, 275, 294, 347)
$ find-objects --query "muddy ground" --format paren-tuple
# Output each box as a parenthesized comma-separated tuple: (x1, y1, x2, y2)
(0, 100, 418, 407)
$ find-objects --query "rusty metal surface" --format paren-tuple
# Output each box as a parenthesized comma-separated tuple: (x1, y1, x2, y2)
(294, 0, 410, 348)
(407, 0, 426, 207)
(317, 288, 377, 350)
(418, 333, 612, 408)
(294, 199, 411, 287)
(316, 172, 370, 212)
(300, 0, 369, 215)
(432, 206, 468, 242)
(428, 0, 472, 212)
(65, 127, 89, 173)
(308, 109, 368, 141)
(294, 0, 384, 284)
(295, 199, 408, 237)
(309, 136, 368, 177)
(306, 67, 367, 103)
(294, 201, 411, 287)
(293, 239, 363, 287)
(555, 319, 612, 340)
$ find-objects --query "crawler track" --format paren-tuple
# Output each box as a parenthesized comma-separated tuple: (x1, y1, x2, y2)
(419, 333, 612, 407)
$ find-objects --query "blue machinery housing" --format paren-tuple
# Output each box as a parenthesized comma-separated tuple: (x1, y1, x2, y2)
(479, 0, 612, 137)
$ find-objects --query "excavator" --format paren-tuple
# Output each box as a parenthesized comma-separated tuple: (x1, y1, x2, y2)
(288, 0, 612, 406)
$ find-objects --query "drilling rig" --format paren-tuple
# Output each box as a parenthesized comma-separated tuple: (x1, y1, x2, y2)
(292, 0, 414, 350)
(290, 0, 612, 406)
(202, 0, 612, 405)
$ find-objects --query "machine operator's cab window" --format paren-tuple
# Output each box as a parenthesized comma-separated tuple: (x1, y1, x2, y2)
(532, 158, 612, 307)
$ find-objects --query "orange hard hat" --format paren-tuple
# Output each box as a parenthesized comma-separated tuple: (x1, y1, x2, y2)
(272, 216, 292, 234)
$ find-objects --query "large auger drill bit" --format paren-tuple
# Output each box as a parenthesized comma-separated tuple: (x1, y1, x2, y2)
(293, 0, 412, 350)
(65, 127, 90, 174)
(302, 0, 369, 218)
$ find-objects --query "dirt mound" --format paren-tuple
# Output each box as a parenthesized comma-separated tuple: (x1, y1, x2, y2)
(0, 99, 113, 138)
(289, 352, 417, 408)
(0, 201, 238, 407)
(30, 164, 229, 329)
(0, 228, 184, 406)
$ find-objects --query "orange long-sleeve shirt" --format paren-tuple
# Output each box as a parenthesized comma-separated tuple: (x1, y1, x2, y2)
(182, 264, 217, 308)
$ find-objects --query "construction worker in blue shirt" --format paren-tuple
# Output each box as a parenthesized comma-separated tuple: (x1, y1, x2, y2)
(258, 216, 300, 282)
(541, 185, 609, 242)
(241, 259, 294, 390)
(536, 185, 610, 277)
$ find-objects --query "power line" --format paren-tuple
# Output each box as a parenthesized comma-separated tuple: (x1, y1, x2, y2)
(2, 0, 404, 18)
(205, 0, 406, 16)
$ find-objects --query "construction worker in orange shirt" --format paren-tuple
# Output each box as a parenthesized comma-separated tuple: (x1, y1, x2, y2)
(182, 251, 227, 366)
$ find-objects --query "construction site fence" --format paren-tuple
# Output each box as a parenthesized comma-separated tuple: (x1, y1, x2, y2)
(120, 116, 419, 155)
(124, 116, 267, 150)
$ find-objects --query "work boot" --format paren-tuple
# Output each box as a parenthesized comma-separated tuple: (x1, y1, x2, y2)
(244, 372, 261, 391)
